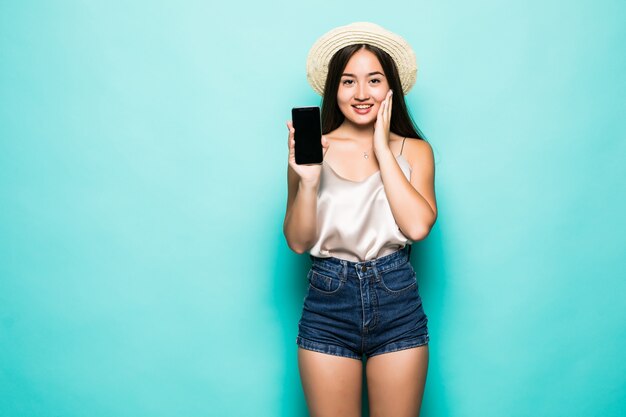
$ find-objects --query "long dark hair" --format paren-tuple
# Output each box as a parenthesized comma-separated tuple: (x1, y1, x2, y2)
(320, 44, 427, 141)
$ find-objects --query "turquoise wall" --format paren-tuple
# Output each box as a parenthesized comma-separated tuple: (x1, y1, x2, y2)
(1, 1, 624, 416)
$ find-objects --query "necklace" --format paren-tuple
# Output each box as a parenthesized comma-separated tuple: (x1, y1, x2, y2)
(363, 151, 369, 159)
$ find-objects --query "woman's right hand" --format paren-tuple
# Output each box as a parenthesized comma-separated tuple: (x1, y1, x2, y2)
(286, 120, 329, 184)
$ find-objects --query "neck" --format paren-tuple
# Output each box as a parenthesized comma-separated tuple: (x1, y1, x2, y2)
(336, 120, 375, 142)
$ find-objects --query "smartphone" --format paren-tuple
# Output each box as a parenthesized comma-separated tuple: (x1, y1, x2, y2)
(292, 106, 323, 165)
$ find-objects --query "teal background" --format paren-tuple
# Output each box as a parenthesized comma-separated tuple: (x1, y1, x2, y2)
(1, 1, 624, 416)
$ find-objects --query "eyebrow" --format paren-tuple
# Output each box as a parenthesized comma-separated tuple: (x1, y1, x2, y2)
(341, 71, 385, 77)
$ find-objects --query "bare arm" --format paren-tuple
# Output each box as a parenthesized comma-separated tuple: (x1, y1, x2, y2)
(372, 90, 437, 241)
(282, 121, 329, 254)
(377, 140, 437, 241)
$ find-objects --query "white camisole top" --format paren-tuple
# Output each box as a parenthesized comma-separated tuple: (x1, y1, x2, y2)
(308, 138, 413, 262)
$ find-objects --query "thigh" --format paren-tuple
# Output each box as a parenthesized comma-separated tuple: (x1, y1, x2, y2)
(365, 345, 429, 417)
(298, 347, 363, 417)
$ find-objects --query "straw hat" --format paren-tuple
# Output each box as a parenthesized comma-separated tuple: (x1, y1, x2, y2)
(306, 22, 417, 96)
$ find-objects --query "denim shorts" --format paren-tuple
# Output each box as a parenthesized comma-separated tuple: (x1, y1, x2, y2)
(296, 244, 429, 360)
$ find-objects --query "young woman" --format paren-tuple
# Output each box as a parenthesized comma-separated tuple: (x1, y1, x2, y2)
(283, 22, 437, 417)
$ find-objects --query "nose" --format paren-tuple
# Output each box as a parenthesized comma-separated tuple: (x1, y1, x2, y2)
(355, 83, 369, 101)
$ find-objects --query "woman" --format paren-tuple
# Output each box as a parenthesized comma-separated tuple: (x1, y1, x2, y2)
(283, 22, 437, 417)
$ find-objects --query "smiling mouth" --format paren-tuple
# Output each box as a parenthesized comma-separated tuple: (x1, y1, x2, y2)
(352, 104, 373, 109)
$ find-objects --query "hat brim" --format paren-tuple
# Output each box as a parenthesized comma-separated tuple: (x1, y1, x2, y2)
(306, 22, 417, 96)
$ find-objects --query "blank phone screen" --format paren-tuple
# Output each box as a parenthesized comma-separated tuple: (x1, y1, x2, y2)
(292, 106, 322, 165)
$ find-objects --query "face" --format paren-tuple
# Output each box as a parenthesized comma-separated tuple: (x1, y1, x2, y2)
(336, 48, 391, 126)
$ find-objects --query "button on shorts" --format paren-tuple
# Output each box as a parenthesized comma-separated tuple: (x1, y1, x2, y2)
(296, 244, 429, 360)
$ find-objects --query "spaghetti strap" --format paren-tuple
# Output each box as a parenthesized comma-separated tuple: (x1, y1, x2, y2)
(400, 137, 407, 156)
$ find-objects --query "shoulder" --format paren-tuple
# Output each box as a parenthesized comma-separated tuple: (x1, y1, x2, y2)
(402, 137, 434, 169)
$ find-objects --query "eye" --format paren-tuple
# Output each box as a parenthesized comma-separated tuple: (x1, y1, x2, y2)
(342, 79, 354, 85)
(370, 78, 381, 84)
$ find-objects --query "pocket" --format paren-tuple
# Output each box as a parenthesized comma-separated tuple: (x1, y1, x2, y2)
(378, 263, 416, 294)
(308, 269, 344, 295)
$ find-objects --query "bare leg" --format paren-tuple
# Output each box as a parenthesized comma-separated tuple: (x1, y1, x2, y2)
(365, 345, 429, 417)
(297, 347, 363, 417)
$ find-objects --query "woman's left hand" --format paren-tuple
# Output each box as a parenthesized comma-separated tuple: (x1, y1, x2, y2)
(373, 89, 393, 155)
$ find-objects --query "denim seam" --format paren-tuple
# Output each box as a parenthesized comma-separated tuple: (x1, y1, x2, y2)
(376, 266, 417, 294)
(368, 336, 430, 358)
(311, 267, 344, 280)
(308, 281, 345, 295)
(313, 246, 409, 274)
(296, 336, 361, 360)
(379, 280, 416, 295)
(377, 258, 409, 274)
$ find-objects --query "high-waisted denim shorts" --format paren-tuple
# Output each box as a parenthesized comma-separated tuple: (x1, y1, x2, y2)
(296, 244, 429, 360)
